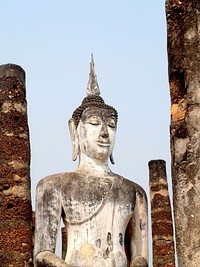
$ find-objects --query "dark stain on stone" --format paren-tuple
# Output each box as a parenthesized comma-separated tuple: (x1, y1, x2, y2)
(140, 219, 145, 230)
(107, 232, 111, 242)
(95, 238, 101, 248)
(103, 247, 109, 259)
(130, 202, 134, 212)
(119, 233, 123, 246)
(175, 122, 188, 139)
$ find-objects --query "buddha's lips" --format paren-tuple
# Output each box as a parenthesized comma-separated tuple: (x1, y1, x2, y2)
(96, 141, 110, 147)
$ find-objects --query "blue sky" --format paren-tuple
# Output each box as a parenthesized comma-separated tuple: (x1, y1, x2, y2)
(1, 0, 170, 257)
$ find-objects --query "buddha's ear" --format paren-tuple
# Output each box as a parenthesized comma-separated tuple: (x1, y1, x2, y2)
(110, 154, 115, 165)
(68, 118, 79, 161)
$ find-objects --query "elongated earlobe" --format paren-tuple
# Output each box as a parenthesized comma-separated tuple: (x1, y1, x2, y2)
(110, 154, 115, 164)
(68, 118, 79, 161)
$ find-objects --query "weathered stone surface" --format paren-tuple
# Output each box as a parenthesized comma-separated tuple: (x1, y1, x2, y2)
(149, 160, 175, 267)
(166, 1, 200, 266)
(34, 56, 148, 267)
(0, 64, 33, 266)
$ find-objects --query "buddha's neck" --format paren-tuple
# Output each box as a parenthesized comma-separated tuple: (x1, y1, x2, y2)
(76, 154, 112, 175)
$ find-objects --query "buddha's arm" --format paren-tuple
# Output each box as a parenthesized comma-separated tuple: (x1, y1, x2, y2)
(129, 188, 148, 267)
(34, 179, 71, 267)
(35, 251, 76, 267)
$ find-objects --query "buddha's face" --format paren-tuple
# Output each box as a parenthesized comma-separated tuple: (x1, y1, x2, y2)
(77, 107, 117, 162)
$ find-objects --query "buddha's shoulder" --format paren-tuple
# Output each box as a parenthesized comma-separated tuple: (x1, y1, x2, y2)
(36, 172, 80, 189)
(119, 175, 147, 197)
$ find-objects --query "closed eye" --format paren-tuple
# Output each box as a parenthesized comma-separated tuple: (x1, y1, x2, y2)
(87, 116, 101, 125)
(107, 118, 116, 128)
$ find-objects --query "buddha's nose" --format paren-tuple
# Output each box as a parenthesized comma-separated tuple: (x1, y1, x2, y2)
(99, 124, 109, 138)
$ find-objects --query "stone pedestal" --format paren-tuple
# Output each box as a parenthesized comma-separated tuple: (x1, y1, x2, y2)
(166, 1, 200, 266)
(0, 64, 33, 266)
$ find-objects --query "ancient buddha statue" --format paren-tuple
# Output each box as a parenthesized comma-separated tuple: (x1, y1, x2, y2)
(34, 55, 148, 267)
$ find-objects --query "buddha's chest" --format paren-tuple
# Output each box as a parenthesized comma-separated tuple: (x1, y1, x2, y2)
(61, 177, 135, 225)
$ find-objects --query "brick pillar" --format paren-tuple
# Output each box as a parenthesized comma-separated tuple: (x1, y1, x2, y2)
(0, 64, 33, 266)
(149, 160, 175, 267)
(166, 1, 200, 266)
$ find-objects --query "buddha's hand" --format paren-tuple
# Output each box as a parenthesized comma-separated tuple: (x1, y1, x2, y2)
(35, 251, 76, 267)
(130, 256, 148, 267)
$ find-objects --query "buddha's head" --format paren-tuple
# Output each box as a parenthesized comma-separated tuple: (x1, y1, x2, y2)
(69, 55, 118, 164)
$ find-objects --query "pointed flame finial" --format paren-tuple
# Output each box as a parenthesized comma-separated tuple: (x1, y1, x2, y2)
(86, 53, 100, 96)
